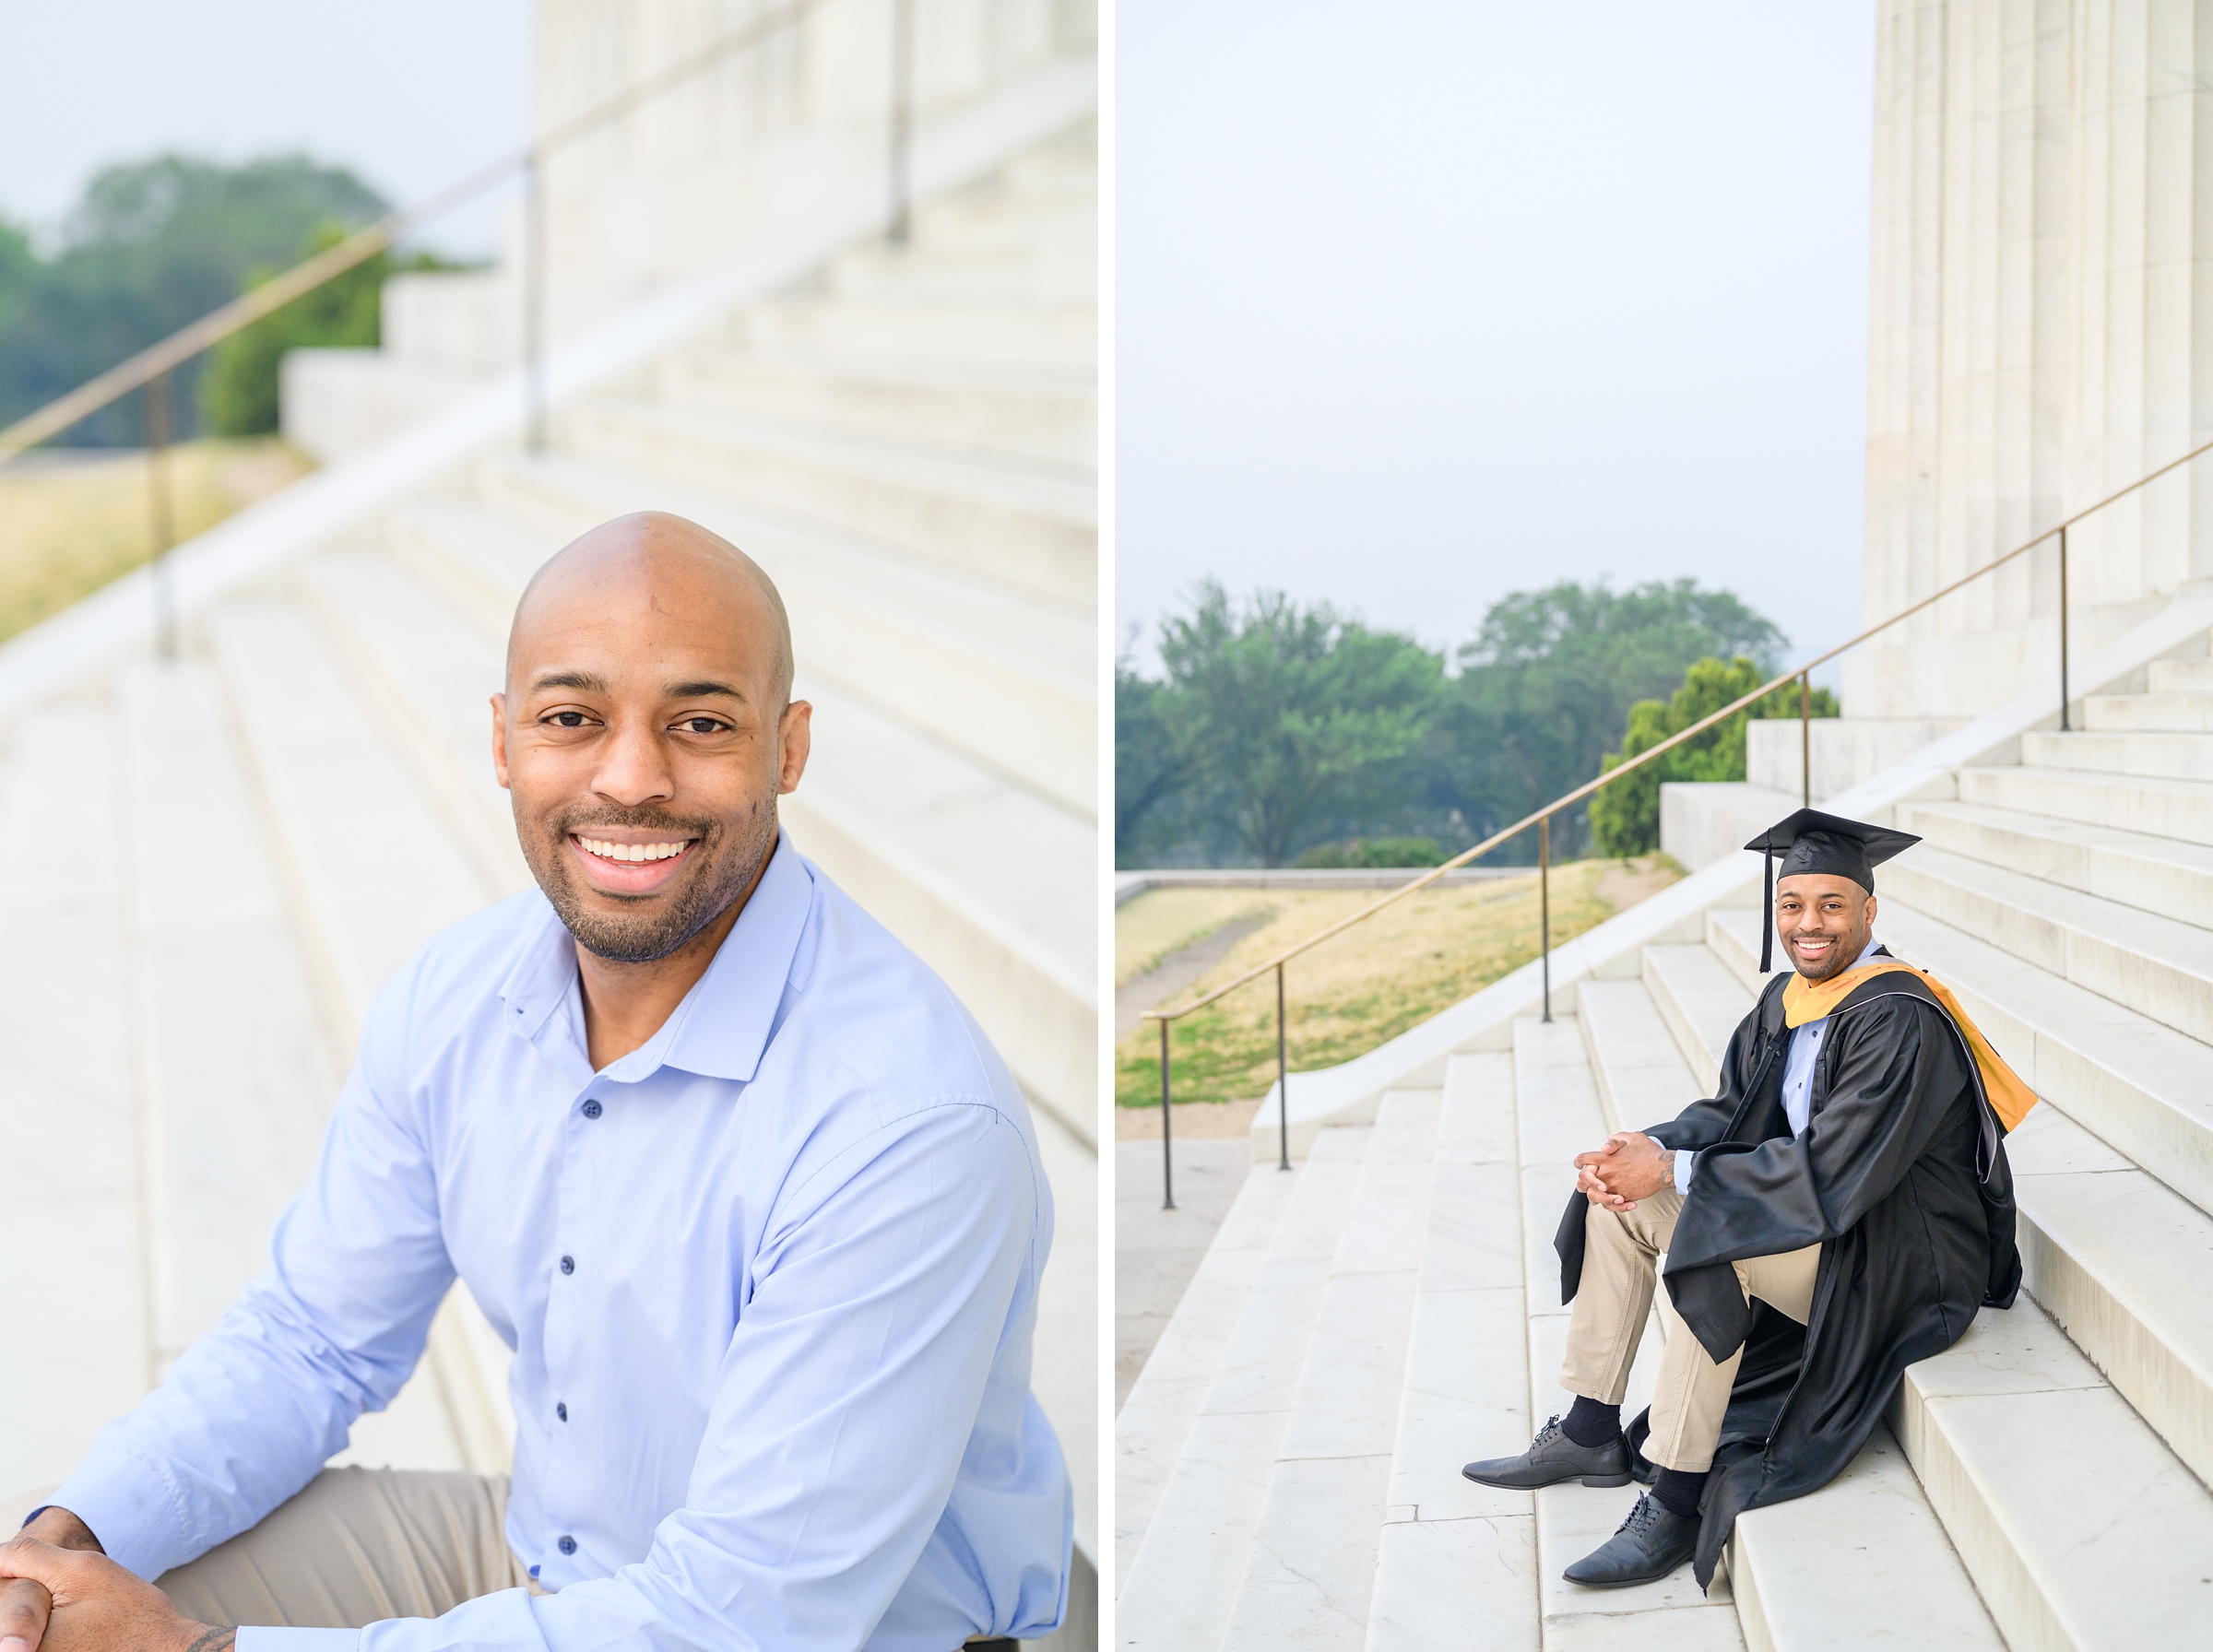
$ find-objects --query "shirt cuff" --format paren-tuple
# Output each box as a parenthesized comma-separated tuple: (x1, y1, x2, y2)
(237, 1630, 362, 1650)
(46, 1457, 183, 1581)
(1673, 1149, 1696, 1196)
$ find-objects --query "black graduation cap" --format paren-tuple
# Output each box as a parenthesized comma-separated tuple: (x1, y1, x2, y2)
(1745, 808, 1921, 973)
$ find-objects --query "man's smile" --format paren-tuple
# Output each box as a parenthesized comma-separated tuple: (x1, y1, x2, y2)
(568, 831, 700, 894)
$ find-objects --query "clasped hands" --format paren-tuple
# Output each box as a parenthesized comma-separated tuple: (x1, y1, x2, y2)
(0, 1509, 231, 1652)
(1574, 1130, 1675, 1211)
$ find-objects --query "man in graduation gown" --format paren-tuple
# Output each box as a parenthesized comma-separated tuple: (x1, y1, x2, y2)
(1462, 808, 2029, 1589)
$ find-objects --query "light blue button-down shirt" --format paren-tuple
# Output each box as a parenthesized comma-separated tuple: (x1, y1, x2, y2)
(1673, 936, 1883, 1196)
(53, 834, 1071, 1650)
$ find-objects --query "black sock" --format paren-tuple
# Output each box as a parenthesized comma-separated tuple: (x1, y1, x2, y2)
(1560, 1396, 1621, 1447)
(1652, 1467, 1709, 1519)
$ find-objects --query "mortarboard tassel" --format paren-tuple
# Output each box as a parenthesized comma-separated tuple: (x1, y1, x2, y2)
(1759, 838, 1774, 974)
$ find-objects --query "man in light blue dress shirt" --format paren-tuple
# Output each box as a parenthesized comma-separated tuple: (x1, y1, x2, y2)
(0, 513, 1071, 1651)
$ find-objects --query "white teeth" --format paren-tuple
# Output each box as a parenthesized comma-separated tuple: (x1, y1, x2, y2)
(576, 836, 688, 863)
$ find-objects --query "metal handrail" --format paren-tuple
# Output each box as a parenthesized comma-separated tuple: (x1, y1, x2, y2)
(1143, 428, 2213, 1201)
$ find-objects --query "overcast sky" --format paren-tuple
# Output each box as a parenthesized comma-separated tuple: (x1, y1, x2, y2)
(1116, 1, 1878, 677)
(0, 1, 532, 253)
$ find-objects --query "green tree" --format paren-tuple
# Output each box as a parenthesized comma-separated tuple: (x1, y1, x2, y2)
(199, 224, 461, 436)
(0, 154, 388, 445)
(1423, 580, 1787, 859)
(1115, 643, 1190, 865)
(1152, 583, 1443, 867)
(1588, 655, 1840, 856)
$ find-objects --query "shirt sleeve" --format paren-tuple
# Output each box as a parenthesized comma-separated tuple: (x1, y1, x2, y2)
(49, 968, 457, 1581)
(1674, 1149, 1697, 1196)
(357, 1101, 1058, 1652)
(238, 1631, 362, 1650)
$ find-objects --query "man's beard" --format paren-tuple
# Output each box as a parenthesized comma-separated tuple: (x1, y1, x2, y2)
(1791, 926, 1865, 984)
(527, 798, 778, 965)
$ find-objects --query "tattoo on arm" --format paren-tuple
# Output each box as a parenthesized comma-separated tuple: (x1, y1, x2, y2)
(182, 1629, 236, 1652)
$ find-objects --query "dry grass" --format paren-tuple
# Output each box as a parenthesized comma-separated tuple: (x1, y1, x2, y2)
(1116, 856, 1682, 1109)
(0, 439, 311, 644)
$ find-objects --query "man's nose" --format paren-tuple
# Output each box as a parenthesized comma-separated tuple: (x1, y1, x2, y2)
(592, 720, 676, 805)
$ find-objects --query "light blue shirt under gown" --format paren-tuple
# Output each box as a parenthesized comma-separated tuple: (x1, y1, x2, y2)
(53, 832, 1071, 1651)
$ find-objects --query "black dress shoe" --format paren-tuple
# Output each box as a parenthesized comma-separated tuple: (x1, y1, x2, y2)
(1462, 1414, 1634, 1490)
(1562, 1491, 1698, 1587)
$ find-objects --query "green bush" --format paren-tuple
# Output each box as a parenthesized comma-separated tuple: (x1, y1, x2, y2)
(1588, 656, 1838, 857)
(1296, 835, 1446, 868)
(200, 222, 461, 437)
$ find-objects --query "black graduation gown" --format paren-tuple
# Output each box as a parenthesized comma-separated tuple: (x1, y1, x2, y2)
(1553, 955, 2022, 1587)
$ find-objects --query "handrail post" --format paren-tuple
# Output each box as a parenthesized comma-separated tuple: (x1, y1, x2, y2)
(2057, 523, 2070, 732)
(1275, 963, 1291, 1173)
(887, 0, 914, 243)
(1539, 813, 1552, 1022)
(523, 151, 548, 454)
(1158, 1016, 1175, 1210)
(1800, 669, 1812, 808)
(146, 369, 176, 659)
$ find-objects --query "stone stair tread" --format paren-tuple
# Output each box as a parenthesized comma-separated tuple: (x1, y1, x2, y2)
(1896, 1294, 2213, 1647)
(1219, 1092, 1440, 1650)
(1728, 1422, 2004, 1651)
(0, 705, 148, 1499)
(1116, 1125, 1375, 1649)
(574, 392, 1096, 522)
(2083, 689, 2213, 731)
(119, 660, 347, 1370)
(1114, 1160, 1300, 1579)
(1895, 796, 2213, 927)
(679, 338, 1092, 398)
(1578, 977, 1706, 1132)
(1642, 943, 1755, 1091)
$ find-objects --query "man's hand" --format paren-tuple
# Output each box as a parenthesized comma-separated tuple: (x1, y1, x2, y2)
(1584, 1130, 1675, 1210)
(0, 1535, 231, 1652)
(1572, 1136, 1635, 1210)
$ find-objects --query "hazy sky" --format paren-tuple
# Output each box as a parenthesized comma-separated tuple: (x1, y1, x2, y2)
(0, 1, 533, 254)
(1116, 1, 1878, 676)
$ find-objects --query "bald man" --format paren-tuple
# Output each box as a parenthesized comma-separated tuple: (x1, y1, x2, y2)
(0, 515, 1071, 1652)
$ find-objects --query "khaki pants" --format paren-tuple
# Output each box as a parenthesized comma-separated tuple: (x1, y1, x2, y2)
(5, 1472, 1018, 1646)
(1560, 1187, 1820, 1472)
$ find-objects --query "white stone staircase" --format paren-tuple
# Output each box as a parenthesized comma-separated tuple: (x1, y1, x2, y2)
(0, 121, 1097, 1613)
(1117, 646, 2213, 1646)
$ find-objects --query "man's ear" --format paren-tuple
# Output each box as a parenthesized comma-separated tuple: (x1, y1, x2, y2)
(491, 692, 511, 790)
(776, 700, 812, 795)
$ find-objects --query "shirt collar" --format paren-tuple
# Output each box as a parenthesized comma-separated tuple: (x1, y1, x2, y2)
(498, 830, 815, 1085)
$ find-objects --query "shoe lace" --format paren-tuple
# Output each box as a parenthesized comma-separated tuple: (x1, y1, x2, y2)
(1614, 1493, 1662, 1539)
(1532, 1414, 1564, 1447)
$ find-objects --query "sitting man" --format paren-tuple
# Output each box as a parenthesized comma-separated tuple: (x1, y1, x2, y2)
(0, 513, 1070, 1650)
(1463, 808, 2028, 1589)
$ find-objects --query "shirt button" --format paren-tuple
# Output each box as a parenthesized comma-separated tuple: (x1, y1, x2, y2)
(558, 1535, 577, 1555)
(556, 1401, 568, 1422)
(560, 1256, 574, 1275)
(582, 1099, 602, 1119)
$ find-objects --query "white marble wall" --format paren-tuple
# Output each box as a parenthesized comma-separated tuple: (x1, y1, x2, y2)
(1853, 0, 2213, 718)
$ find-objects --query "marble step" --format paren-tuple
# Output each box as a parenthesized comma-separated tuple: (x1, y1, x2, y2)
(378, 499, 1096, 1141)
(655, 345, 1094, 466)
(2146, 655, 2213, 693)
(1117, 1125, 1376, 1650)
(1894, 1294, 2213, 1649)
(1114, 1158, 1301, 1580)
(1578, 977, 1707, 1130)
(1893, 797, 2213, 929)
(1640, 943, 1751, 1092)
(2083, 689, 2213, 732)
(1362, 1055, 1540, 1652)
(2019, 726, 2213, 785)
(1219, 1091, 1443, 1651)
(1882, 843, 2213, 1048)
(1706, 906, 2213, 1487)
(562, 395, 1095, 604)
(740, 292, 1095, 369)
(1958, 760, 2213, 845)
(0, 704, 151, 1500)
(423, 457, 1096, 816)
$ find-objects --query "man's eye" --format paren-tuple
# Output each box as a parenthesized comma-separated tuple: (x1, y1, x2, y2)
(679, 717, 727, 735)
(548, 712, 588, 727)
